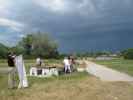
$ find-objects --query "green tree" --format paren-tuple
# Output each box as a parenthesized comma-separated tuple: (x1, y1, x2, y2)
(19, 33, 59, 58)
(19, 34, 34, 55)
(121, 48, 133, 59)
(9, 46, 25, 55)
(0, 43, 8, 58)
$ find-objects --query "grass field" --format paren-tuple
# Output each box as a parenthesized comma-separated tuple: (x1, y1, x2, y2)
(0, 59, 64, 90)
(94, 58, 133, 76)
(0, 59, 133, 100)
(0, 59, 82, 90)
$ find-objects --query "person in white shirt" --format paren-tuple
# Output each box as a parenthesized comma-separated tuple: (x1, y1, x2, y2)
(63, 57, 71, 73)
(36, 57, 42, 66)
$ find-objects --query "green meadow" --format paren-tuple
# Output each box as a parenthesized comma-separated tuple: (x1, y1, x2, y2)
(94, 58, 133, 76)
(0, 59, 133, 100)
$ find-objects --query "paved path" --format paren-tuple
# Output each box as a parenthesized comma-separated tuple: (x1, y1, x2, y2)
(85, 61, 133, 82)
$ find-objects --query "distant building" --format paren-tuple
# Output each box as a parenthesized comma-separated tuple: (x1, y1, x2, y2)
(96, 54, 117, 61)
(109, 54, 117, 57)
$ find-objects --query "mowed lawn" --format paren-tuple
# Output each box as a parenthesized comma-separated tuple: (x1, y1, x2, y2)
(0, 59, 133, 100)
(94, 58, 133, 76)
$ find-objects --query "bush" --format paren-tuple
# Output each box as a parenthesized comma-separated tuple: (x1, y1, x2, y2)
(0, 43, 8, 59)
(122, 48, 133, 59)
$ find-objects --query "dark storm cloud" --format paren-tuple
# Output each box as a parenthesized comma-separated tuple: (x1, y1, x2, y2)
(0, 0, 133, 52)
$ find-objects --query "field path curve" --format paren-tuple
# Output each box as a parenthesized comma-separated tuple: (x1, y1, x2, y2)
(85, 61, 133, 82)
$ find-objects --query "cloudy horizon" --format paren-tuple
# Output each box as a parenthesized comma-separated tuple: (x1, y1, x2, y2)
(0, 0, 133, 53)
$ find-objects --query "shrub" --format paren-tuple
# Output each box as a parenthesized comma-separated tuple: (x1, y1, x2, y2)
(122, 48, 133, 59)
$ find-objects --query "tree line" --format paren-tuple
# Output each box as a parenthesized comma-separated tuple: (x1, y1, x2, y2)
(0, 32, 133, 59)
(0, 33, 59, 59)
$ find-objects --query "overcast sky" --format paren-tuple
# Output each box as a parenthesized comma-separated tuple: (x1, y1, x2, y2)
(0, 0, 133, 53)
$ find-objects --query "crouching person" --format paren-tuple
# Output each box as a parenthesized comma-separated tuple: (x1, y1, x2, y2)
(36, 57, 43, 67)
(7, 52, 16, 89)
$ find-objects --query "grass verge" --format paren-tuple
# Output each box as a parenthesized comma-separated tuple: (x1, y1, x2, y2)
(94, 59, 133, 76)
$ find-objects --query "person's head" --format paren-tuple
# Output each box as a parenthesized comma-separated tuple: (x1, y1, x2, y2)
(68, 56, 71, 60)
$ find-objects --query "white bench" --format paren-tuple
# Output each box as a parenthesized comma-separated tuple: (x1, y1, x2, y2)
(30, 67, 59, 77)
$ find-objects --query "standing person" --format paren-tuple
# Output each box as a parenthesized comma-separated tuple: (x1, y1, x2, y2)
(7, 52, 16, 89)
(69, 56, 75, 72)
(63, 57, 71, 73)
